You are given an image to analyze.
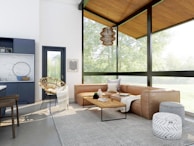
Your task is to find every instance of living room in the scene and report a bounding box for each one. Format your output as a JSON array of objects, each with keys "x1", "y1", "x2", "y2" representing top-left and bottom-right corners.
[{"x1": 0, "y1": 0, "x2": 194, "y2": 145}]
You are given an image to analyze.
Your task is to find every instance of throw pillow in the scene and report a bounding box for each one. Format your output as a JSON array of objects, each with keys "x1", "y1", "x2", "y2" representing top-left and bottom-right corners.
[
  {"x1": 107, "y1": 78, "x2": 121, "y2": 91},
  {"x1": 107, "y1": 82, "x2": 118, "y2": 93}
]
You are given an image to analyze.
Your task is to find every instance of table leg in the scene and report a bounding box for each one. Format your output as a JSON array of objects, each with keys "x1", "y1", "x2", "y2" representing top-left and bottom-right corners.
[
  {"x1": 101, "y1": 106, "x2": 127, "y2": 122},
  {"x1": 16, "y1": 100, "x2": 19, "y2": 126},
  {"x1": 11, "y1": 106, "x2": 15, "y2": 138},
  {"x1": 101, "y1": 108, "x2": 103, "y2": 121}
]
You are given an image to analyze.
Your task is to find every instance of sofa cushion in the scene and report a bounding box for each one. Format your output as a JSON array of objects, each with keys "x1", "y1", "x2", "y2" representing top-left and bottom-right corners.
[
  {"x1": 77, "y1": 92, "x2": 95, "y2": 98},
  {"x1": 120, "y1": 85, "x2": 128, "y2": 93},
  {"x1": 130, "y1": 99, "x2": 142, "y2": 116},
  {"x1": 127, "y1": 85, "x2": 151, "y2": 95},
  {"x1": 107, "y1": 79, "x2": 120, "y2": 91},
  {"x1": 76, "y1": 92, "x2": 95, "y2": 105}
]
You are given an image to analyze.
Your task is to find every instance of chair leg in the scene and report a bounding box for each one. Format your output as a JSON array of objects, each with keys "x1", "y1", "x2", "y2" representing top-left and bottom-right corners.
[
  {"x1": 16, "y1": 100, "x2": 19, "y2": 126},
  {"x1": 11, "y1": 106, "x2": 15, "y2": 138}
]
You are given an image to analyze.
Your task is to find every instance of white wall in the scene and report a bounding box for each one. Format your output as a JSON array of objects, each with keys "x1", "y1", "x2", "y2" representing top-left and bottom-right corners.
[
  {"x1": 0, "y1": 0, "x2": 82, "y2": 102},
  {"x1": 0, "y1": 0, "x2": 39, "y2": 39},
  {"x1": 39, "y1": 0, "x2": 82, "y2": 101}
]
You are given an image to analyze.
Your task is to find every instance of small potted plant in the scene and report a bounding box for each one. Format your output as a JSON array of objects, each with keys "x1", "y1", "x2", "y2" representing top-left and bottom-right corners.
[{"x1": 93, "y1": 92, "x2": 99, "y2": 99}]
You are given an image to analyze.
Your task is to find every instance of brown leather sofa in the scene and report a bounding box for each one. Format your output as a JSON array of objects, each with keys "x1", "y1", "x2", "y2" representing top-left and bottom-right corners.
[{"x1": 74, "y1": 84, "x2": 180, "y2": 119}]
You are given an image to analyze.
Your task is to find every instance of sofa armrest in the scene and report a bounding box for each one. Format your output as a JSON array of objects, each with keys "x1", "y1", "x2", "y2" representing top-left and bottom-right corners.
[
  {"x1": 141, "y1": 89, "x2": 180, "y2": 119},
  {"x1": 74, "y1": 84, "x2": 107, "y2": 103}
]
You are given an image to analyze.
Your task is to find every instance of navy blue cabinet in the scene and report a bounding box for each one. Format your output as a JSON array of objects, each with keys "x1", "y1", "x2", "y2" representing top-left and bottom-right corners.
[
  {"x1": 0, "y1": 82, "x2": 34, "y2": 104},
  {"x1": 18, "y1": 83, "x2": 35, "y2": 103},
  {"x1": 0, "y1": 37, "x2": 35, "y2": 104},
  {"x1": 4, "y1": 83, "x2": 18, "y2": 95},
  {"x1": 0, "y1": 37, "x2": 35, "y2": 54},
  {"x1": 13, "y1": 39, "x2": 35, "y2": 54}
]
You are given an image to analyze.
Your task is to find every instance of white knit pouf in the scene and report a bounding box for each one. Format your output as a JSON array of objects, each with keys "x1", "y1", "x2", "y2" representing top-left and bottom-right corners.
[{"x1": 152, "y1": 112, "x2": 182, "y2": 140}]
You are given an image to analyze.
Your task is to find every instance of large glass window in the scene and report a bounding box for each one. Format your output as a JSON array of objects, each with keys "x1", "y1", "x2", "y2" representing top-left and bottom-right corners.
[
  {"x1": 153, "y1": 77, "x2": 194, "y2": 113},
  {"x1": 84, "y1": 76, "x2": 117, "y2": 84},
  {"x1": 83, "y1": 15, "x2": 194, "y2": 114},
  {"x1": 84, "y1": 18, "x2": 116, "y2": 73},
  {"x1": 83, "y1": 15, "x2": 147, "y2": 83},
  {"x1": 152, "y1": 20, "x2": 194, "y2": 114},
  {"x1": 152, "y1": 20, "x2": 194, "y2": 71},
  {"x1": 118, "y1": 33, "x2": 147, "y2": 72},
  {"x1": 119, "y1": 76, "x2": 147, "y2": 85}
]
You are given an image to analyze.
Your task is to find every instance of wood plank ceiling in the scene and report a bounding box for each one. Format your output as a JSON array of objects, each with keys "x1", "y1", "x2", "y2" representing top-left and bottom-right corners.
[{"x1": 83, "y1": 0, "x2": 194, "y2": 39}]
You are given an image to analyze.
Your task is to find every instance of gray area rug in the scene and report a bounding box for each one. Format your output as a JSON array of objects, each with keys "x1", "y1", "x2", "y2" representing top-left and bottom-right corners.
[{"x1": 52, "y1": 104, "x2": 194, "y2": 146}]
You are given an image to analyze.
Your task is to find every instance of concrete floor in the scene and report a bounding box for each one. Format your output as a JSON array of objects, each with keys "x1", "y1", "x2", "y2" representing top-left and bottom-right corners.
[
  {"x1": 0, "y1": 101, "x2": 63, "y2": 146},
  {"x1": 0, "y1": 101, "x2": 194, "y2": 146}
]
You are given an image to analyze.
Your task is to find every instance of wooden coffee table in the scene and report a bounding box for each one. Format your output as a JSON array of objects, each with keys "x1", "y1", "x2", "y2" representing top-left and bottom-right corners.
[{"x1": 83, "y1": 97, "x2": 126, "y2": 121}]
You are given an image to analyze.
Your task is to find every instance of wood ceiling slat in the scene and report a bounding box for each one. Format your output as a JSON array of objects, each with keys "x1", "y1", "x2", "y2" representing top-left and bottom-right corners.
[
  {"x1": 119, "y1": 12, "x2": 147, "y2": 38},
  {"x1": 152, "y1": 0, "x2": 194, "y2": 33},
  {"x1": 84, "y1": 11, "x2": 115, "y2": 27},
  {"x1": 84, "y1": 0, "x2": 194, "y2": 38},
  {"x1": 85, "y1": 0, "x2": 152, "y2": 22}
]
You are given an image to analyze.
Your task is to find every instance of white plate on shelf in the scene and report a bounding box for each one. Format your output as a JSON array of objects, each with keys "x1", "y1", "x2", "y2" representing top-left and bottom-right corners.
[
  {"x1": 12, "y1": 62, "x2": 31, "y2": 76},
  {"x1": 119, "y1": 93, "x2": 129, "y2": 96}
]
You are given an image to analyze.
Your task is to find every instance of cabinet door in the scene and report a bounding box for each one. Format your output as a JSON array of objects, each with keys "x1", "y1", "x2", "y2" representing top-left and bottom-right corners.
[
  {"x1": 0, "y1": 88, "x2": 6, "y2": 96},
  {"x1": 0, "y1": 88, "x2": 7, "y2": 116},
  {"x1": 5, "y1": 83, "x2": 18, "y2": 95},
  {"x1": 2, "y1": 82, "x2": 35, "y2": 104},
  {"x1": 13, "y1": 39, "x2": 35, "y2": 54},
  {"x1": 18, "y1": 83, "x2": 35, "y2": 103}
]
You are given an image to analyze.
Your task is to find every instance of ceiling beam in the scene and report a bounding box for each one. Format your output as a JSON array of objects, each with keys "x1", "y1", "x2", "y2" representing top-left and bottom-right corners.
[
  {"x1": 116, "y1": 0, "x2": 163, "y2": 26},
  {"x1": 78, "y1": 0, "x2": 90, "y2": 10},
  {"x1": 84, "y1": 0, "x2": 90, "y2": 7}
]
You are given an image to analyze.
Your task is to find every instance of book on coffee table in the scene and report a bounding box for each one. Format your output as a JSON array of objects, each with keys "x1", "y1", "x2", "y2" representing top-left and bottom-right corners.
[
  {"x1": 98, "y1": 97, "x2": 108, "y2": 102},
  {"x1": 119, "y1": 93, "x2": 129, "y2": 96}
]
